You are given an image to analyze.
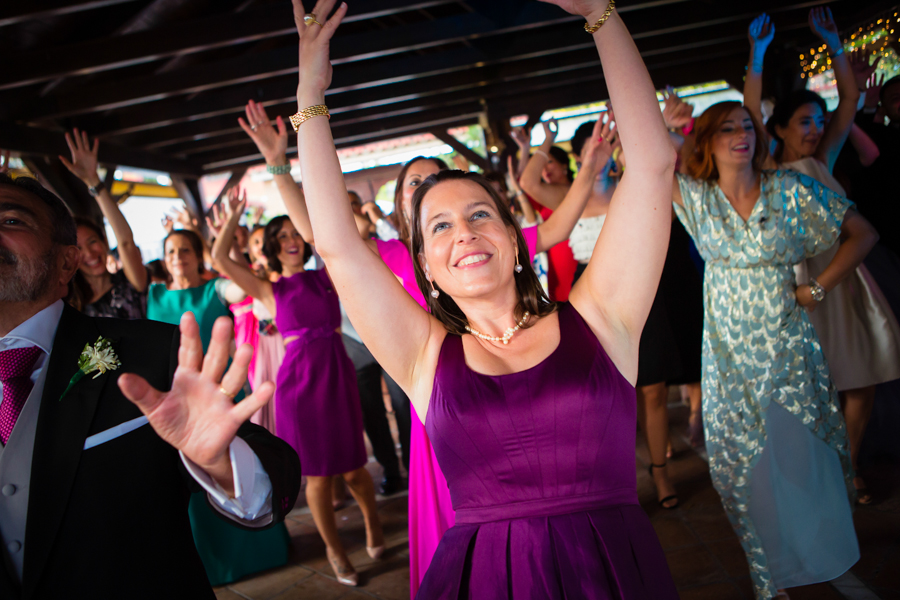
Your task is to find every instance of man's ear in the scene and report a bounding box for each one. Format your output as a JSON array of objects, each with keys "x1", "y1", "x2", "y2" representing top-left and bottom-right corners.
[{"x1": 59, "y1": 245, "x2": 81, "y2": 285}]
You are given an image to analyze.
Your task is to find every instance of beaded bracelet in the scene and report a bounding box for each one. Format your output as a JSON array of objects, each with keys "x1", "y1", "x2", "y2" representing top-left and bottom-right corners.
[
  {"x1": 266, "y1": 163, "x2": 292, "y2": 175},
  {"x1": 289, "y1": 104, "x2": 330, "y2": 131}
]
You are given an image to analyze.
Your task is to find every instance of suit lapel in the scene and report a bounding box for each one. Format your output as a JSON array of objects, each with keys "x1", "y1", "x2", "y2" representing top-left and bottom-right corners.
[{"x1": 22, "y1": 306, "x2": 111, "y2": 600}]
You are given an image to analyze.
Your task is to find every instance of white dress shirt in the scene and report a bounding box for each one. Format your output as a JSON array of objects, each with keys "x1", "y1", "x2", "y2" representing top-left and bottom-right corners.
[{"x1": 0, "y1": 300, "x2": 274, "y2": 523}]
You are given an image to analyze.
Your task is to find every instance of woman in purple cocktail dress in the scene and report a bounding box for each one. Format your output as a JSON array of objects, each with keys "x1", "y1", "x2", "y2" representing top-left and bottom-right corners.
[
  {"x1": 212, "y1": 194, "x2": 383, "y2": 587},
  {"x1": 290, "y1": 0, "x2": 678, "y2": 596}
]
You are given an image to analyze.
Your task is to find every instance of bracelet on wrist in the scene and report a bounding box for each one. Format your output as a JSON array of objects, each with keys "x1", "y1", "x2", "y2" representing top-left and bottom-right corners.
[
  {"x1": 87, "y1": 180, "x2": 106, "y2": 198},
  {"x1": 266, "y1": 163, "x2": 292, "y2": 175},
  {"x1": 808, "y1": 278, "x2": 826, "y2": 302},
  {"x1": 584, "y1": 0, "x2": 616, "y2": 34},
  {"x1": 534, "y1": 149, "x2": 550, "y2": 161},
  {"x1": 289, "y1": 104, "x2": 330, "y2": 131},
  {"x1": 830, "y1": 46, "x2": 844, "y2": 57}
]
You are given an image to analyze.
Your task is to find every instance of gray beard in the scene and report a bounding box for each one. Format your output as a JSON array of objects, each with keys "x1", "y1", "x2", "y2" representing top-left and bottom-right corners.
[{"x1": 0, "y1": 247, "x2": 55, "y2": 303}]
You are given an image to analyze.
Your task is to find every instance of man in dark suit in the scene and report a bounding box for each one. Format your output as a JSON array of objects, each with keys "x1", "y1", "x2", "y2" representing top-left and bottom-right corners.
[{"x1": 0, "y1": 174, "x2": 302, "y2": 599}]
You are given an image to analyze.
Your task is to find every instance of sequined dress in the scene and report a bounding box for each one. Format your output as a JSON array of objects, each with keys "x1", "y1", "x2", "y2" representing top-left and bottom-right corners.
[{"x1": 674, "y1": 170, "x2": 859, "y2": 599}]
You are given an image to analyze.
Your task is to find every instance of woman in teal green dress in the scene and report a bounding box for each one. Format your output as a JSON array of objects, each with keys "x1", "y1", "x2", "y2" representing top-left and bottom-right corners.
[
  {"x1": 148, "y1": 228, "x2": 290, "y2": 586},
  {"x1": 672, "y1": 102, "x2": 879, "y2": 600}
]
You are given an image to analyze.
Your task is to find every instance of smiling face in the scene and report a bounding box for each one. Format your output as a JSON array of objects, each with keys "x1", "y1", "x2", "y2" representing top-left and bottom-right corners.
[
  {"x1": 164, "y1": 233, "x2": 201, "y2": 280},
  {"x1": 417, "y1": 179, "x2": 518, "y2": 301},
  {"x1": 76, "y1": 224, "x2": 109, "y2": 278},
  {"x1": 775, "y1": 102, "x2": 824, "y2": 160},
  {"x1": 275, "y1": 219, "x2": 306, "y2": 270},
  {"x1": 710, "y1": 106, "x2": 758, "y2": 172}
]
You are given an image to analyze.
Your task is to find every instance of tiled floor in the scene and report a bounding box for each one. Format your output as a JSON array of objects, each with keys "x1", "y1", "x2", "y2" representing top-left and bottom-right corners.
[{"x1": 215, "y1": 401, "x2": 900, "y2": 600}]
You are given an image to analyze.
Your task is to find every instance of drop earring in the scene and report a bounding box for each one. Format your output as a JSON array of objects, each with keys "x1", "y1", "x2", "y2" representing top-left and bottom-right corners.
[
  {"x1": 430, "y1": 280, "x2": 440, "y2": 298},
  {"x1": 515, "y1": 251, "x2": 523, "y2": 274}
]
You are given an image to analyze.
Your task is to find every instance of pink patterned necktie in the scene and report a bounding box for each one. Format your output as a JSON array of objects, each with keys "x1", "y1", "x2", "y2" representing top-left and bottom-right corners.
[{"x1": 0, "y1": 346, "x2": 43, "y2": 445}]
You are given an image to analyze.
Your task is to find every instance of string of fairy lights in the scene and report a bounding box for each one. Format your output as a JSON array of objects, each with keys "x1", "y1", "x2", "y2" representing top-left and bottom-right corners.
[{"x1": 800, "y1": 8, "x2": 899, "y2": 79}]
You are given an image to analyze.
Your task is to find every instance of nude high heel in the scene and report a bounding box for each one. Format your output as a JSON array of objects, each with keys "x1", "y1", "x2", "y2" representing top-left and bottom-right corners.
[
  {"x1": 326, "y1": 549, "x2": 358, "y2": 587},
  {"x1": 367, "y1": 545, "x2": 386, "y2": 560}
]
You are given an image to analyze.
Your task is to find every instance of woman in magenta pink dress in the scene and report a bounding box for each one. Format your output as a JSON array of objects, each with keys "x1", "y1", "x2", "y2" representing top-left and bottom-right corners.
[
  {"x1": 212, "y1": 193, "x2": 384, "y2": 587},
  {"x1": 291, "y1": 0, "x2": 678, "y2": 595},
  {"x1": 238, "y1": 89, "x2": 609, "y2": 595},
  {"x1": 380, "y1": 149, "x2": 610, "y2": 594}
]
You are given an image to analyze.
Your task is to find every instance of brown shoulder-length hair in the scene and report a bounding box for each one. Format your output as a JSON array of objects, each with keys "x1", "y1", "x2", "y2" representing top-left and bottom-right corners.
[
  {"x1": 684, "y1": 101, "x2": 768, "y2": 181},
  {"x1": 262, "y1": 215, "x2": 312, "y2": 274},
  {"x1": 393, "y1": 156, "x2": 448, "y2": 244},
  {"x1": 163, "y1": 229, "x2": 205, "y2": 274},
  {"x1": 409, "y1": 170, "x2": 556, "y2": 335}
]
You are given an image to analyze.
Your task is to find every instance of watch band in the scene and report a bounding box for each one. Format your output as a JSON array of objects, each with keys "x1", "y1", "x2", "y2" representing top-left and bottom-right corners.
[
  {"x1": 87, "y1": 180, "x2": 106, "y2": 197},
  {"x1": 809, "y1": 278, "x2": 826, "y2": 303}
]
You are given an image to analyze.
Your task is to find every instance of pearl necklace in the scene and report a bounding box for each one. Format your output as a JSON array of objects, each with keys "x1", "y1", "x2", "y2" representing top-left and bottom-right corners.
[{"x1": 465, "y1": 312, "x2": 530, "y2": 346}]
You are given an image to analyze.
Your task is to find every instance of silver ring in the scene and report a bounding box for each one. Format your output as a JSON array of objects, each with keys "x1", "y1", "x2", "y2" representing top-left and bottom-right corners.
[{"x1": 250, "y1": 124, "x2": 258, "y2": 131}]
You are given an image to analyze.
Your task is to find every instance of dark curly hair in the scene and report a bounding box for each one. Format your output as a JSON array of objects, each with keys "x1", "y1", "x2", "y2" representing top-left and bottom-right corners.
[
  {"x1": 262, "y1": 216, "x2": 312, "y2": 274},
  {"x1": 409, "y1": 170, "x2": 555, "y2": 335}
]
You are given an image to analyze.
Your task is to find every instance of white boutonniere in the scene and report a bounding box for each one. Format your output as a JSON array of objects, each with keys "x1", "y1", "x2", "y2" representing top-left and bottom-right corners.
[{"x1": 60, "y1": 337, "x2": 120, "y2": 401}]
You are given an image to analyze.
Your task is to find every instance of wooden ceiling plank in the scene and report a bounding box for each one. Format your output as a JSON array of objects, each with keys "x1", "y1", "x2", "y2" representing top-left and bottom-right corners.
[
  {"x1": 0, "y1": 0, "x2": 142, "y2": 28},
  {"x1": 0, "y1": 0, "x2": 461, "y2": 90},
  {"x1": 0, "y1": 121, "x2": 201, "y2": 176}
]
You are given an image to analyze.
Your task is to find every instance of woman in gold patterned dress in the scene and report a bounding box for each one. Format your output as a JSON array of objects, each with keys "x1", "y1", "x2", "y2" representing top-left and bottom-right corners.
[{"x1": 672, "y1": 101, "x2": 879, "y2": 600}]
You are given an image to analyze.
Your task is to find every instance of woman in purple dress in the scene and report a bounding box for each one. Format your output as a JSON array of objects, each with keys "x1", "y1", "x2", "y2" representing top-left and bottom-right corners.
[
  {"x1": 290, "y1": 0, "x2": 678, "y2": 596},
  {"x1": 211, "y1": 195, "x2": 383, "y2": 587}
]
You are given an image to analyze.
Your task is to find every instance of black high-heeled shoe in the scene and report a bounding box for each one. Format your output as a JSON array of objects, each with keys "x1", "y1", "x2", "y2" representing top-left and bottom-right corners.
[{"x1": 649, "y1": 462, "x2": 679, "y2": 509}]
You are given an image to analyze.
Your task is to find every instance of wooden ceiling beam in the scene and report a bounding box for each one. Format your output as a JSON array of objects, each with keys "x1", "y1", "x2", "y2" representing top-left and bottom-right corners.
[
  {"x1": 0, "y1": 0, "x2": 141, "y2": 28},
  {"x1": 118, "y1": 23, "x2": 767, "y2": 151},
  {"x1": 0, "y1": 121, "x2": 202, "y2": 176},
  {"x1": 0, "y1": 0, "x2": 462, "y2": 91}
]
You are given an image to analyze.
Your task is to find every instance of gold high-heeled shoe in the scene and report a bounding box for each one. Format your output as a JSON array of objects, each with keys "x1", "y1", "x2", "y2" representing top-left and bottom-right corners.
[{"x1": 326, "y1": 549, "x2": 358, "y2": 587}]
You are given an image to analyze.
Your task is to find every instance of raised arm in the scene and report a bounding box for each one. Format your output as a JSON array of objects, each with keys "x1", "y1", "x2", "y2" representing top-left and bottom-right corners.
[
  {"x1": 743, "y1": 13, "x2": 774, "y2": 126},
  {"x1": 238, "y1": 100, "x2": 318, "y2": 246},
  {"x1": 60, "y1": 129, "x2": 148, "y2": 292},
  {"x1": 506, "y1": 155, "x2": 538, "y2": 226},
  {"x1": 510, "y1": 127, "x2": 532, "y2": 180},
  {"x1": 535, "y1": 116, "x2": 615, "y2": 252},
  {"x1": 210, "y1": 189, "x2": 276, "y2": 315},
  {"x1": 291, "y1": 0, "x2": 442, "y2": 412},
  {"x1": 518, "y1": 119, "x2": 570, "y2": 210},
  {"x1": 555, "y1": 0, "x2": 677, "y2": 382},
  {"x1": 810, "y1": 7, "x2": 860, "y2": 171}
]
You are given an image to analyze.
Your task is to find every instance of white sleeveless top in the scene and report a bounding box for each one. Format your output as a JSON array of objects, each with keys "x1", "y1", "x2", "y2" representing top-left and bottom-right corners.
[{"x1": 568, "y1": 214, "x2": 606, "y2": 263}]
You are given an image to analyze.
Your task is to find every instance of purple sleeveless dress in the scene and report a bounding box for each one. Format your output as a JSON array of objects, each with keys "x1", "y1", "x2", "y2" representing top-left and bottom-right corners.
[
  {"x1": 418, "y1": 303, "x2": 678, "y2": 599},
  {"x1": 273, "y1": 269, "x2": 367, "y2": 476}
]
